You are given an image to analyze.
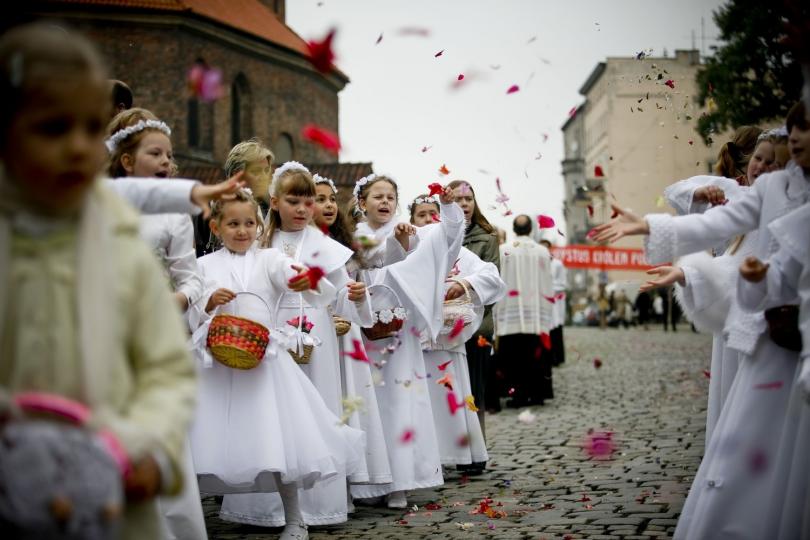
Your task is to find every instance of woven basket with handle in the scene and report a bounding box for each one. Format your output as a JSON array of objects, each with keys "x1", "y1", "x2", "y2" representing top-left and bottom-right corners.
[
  {"x1": 275, "y1": 293, "x2": 316, "y2": 364},
  {"x1": 207, "y1": 292, "x2": 272, "y2": 370},
  {"x1": 440, "y1": 278, "x2": 477, "y2": 335},
  {"x1": 362, "y1": 283, "x2": 407, "y2": 341}
]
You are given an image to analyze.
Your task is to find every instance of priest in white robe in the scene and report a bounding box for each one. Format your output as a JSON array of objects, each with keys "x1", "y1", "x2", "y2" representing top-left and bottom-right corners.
[{"x1": 493, "y1": 215, "x2": 554, "y2": 407}]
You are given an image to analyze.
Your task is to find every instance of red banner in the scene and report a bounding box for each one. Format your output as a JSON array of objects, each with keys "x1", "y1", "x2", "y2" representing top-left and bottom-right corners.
[{"x1": 550, "y1": 245, "x2": 655, "y2": 271}]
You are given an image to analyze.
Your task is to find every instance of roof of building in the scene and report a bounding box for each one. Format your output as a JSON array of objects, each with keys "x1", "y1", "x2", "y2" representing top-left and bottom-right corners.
[
  {"x1": 40, "y1": 0, "x2": 306, "y2": 57},
  {"x1": 578, "y1": 62, "x2": 606, "y2": 96},
  {"x1": 304, "y1": 162, "x2": 373, "y2": 188},
  {"x1": 178, "y1": 161, "x2": 374, "y2": 187}
]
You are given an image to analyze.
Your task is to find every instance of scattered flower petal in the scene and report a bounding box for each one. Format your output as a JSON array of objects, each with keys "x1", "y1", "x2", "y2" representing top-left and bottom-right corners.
[
  {"x1": 540, "y1": 332, "x2": 551, "y2": 350},
  {"x1": 583, "y1": 430, "x2": 615, "y2": 459},
  {"x1": 434, "y1": 49, "x2": 444, "y2": 57},
  {"x1": 537, "y1": 215, "x2": 555, "y2": 228},
  {"x1": 477, "y1": 335, "x2": 492, "y2": 347},
  {"x1": 439, "y1": 164, "x2": 451, "y2": 175},
  {"x1": 343, "y1": 339, "x2": 369, "y2": 363},
  {"x1": 375, "y1": 33, "x2": 383, "y2": 44},
  {"x1": 448, "y1": 318, "x2": 465, "y2": 339},
  {"x1": 301, "y1": 124, "x2": 341, "y2": 154},
  {"x1": 593, "y1": 358, "x2": 603, "y2": 369},
  {"x1": 437, "y1": 359, "x2": 453, "y2": 371},
  {"x1": 508, "y1": 290, "x2": 520, "y2": 297},
  {"x1": 399, "y1": 428, "x2": 415, "y2": 444},
  {"x1": 506, "y1": 84, "x2": 520, "y2": 94},
  {"x1": 664, "y1": 79, "x2": 675, "y2": 89},
  {"x1": 427, "y1": 182, "x2": 444, "y2": 196},
  {"x1": 306, "y1": 28, "x2": 337, "y2": 74},
  {"x1": 594, "y1": 165, "x2": 605, "y2": 177},
  {"x1": 465, "y1": 395, "x2": 479, "y2": 412}
]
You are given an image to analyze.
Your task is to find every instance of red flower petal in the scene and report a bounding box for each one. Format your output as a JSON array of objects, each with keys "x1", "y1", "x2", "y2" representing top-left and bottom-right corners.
[
  {"x1": 506, "y1": 84, "x2": 520, "y2": 94},
  {"x1": 437, "y1": 359, "x2": 453, "y2": 371},
  {"x1": 306, "y1": 28, "x2": 337, "y2": 74},
  {"x1": 448, "y1": 318, "x2": 465, "y2": 339},
  {"x1": 304, "y1": 266, "x2": 325, "y2": 289},
  {"x1": 593, "y1": 358, "x2": 603, "y2": 369},
  {"x1": 508, "y1": 290, "x2": 519, "y2": 297},
  {"x1": 343, "y1": 339, "x2": 369, "y2": 363},
  {"x1": 540, "y1": 332, "x2": 551, "y2": 350},
  {"x1": 664, "y1": 79, "x2": 675, "y2": 89},
  {"x1": 457, "y1": 73, "x2": 465, "y2": 81},
  {"x1": 427, "y1": 182, "x2": 444, "y2": 196},
  {"x1": 543, "y1": 295, "x2": 557, "y2": 304},
  {"x1": 587, "y1": 205, "x2": 594, "y2": 217},
  {"x1": 399, "y1": 428, "x2": 415, "y2": 444},
  {"x1": 447, "y1": 392, "x2": 464, "y2": 415},
  {"x1": 301, "y1": 124, "x2": 341, "y2": 154},
  {"x1": 594, "y1": 165, "x2": 604, "y2": 178},
  {"x1": 439, "y1": 164, "x2": 450, "y2": 175},
  {"x1": 537, "y1": 215, "x2": 555, "y2": 229}
]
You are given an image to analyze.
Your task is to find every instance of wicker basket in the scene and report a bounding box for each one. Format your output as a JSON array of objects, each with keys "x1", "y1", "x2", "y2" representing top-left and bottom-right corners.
[
  {"x1": 207, "y1": 292, "x2": 271, "y2": 370},
  {"x1": 275, "y1": 293, "x2": 318, "y2": 364},
  {"x1": 333, "y1": 315, "x2": 352, "y2": 337},
  {"x1": 362, "y1": 283, "x2": 407, "y2": 341},
  {"x1": 440, "y1": 278, "x2": 477, "y2": 335},
  {"x1": 288, "y1": 343, "x2": 315, "y2": 364}
]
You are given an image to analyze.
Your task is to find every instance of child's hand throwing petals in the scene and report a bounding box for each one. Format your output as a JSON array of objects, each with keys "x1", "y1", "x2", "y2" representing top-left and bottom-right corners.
[
  {"x1": 288, "y1": 264, "x2": 314, "y2": 292},
  {"x1": 439, "y1": 186, "x2": 456, "y2": 205},
  {"x1": 693, "y1": 185, "x2": 727, "y2": 206},
  {"x1": 205, "y1": 288, "x2": 236, "y2": 313},
  {"x1": 347, "y1": 281, "x2": 366, "y2": 303},
  {"x1": 590, "y1": 204, "x2": 649, "y2": 243},
  {"x1": 394, "y1": 223, "x2": 417, "y2": 251},
  {"x1": 191, "y1": 171, "x2": 246, "y2": 219},
  {"x1": 739, "y1": 256, "x2": 769, "y2": 283},
  {"x1": 639, "y1": 265, "x2": 685, "y2": 292}
]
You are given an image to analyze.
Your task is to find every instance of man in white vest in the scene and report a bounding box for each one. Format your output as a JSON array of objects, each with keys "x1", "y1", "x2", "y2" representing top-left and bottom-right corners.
[{"x1": 493, "y1": 215, "x2": 554, "y2": 407}]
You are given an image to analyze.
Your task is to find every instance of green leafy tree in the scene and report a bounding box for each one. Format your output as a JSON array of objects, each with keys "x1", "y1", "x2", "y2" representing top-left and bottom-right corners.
[{"x1": 696, "y1": 0, "x2": 804, "y2": 143}]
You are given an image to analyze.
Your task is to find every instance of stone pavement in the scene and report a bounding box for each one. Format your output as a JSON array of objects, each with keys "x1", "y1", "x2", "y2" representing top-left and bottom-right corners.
[{"x1": 204, "y1": 326, "x2": 712, "y2": 539}]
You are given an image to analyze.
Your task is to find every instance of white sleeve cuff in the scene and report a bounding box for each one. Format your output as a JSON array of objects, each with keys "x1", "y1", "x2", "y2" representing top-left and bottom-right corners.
[{"x1": 644, "y1": 214, "x2": 677, "y2": 265}]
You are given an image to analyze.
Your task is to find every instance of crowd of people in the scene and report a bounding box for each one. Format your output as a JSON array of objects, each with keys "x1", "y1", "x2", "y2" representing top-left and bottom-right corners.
[
  {"x1": 0, "y1": 24, "x2": 567, "y2": 540},
  {"x1": 594, "y1": 98, "x2": 810, "y2": 539}
]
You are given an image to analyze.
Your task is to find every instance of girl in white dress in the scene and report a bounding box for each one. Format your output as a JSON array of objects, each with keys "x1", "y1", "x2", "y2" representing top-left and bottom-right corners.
[
  {"x1": 105, "y1": 108, "x2": 207, "y2": 539},
  {"x1": 189, "y1": 188, "x2": 364, "y2": 540},
  {"x1": 591, "y1": 102, "x2": 809, "y2": 540},
  {"x1": 311, "y1": 174, "x2": 392, "y2": 487},
  {"x1": 350, "y1": 175, "x2": 464, "y2": 508},
  {"x1": 220, "y1": 163, "x2": 370, "y2": 527},
  {"x1": 648, "y1": 131, "x2": 787, "y2": 449},
  {"x1": 409, "y1": 194, "x2": 506, "y2": 467}
]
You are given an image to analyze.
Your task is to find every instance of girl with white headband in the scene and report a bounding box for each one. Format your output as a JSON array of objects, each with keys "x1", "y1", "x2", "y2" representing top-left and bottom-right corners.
[
  {"x1": 219, "y1": 163, "x2": 371, "y2": 531},
  {"x1": 105, "y1": 107, "x2": 208, "y2": 539},
  {"x1": 350, "y1": 175, "x2": 465, "y2": 510}
]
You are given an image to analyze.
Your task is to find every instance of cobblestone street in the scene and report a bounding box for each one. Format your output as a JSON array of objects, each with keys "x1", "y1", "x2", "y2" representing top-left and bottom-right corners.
[{"x1": 205, "y1": 326, "x2": 713, "y2": 539}]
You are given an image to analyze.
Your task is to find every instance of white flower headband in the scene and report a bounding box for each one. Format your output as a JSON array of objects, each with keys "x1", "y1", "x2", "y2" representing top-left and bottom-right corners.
[
  {"x1": 352, "y1": 173, "x2": 377, "y2": 199},
  {"x1": 105, "y1": 120, "x2": 171, "y2": 153},
  {"x1": 313, "y1": 174, "x2": 338, "y2": 194},
  {"x1": 272, "y1": 161, "x2": 309, "y2": 184},
  {"x1": 408, "y1": 195, "x2": 439, "y2": 212},
  {"x1": 758, "y1": 125, "x2": 789, "y2": 141}
]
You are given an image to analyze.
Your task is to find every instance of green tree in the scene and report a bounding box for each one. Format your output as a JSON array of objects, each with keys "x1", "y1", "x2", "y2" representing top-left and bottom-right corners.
[{"x1": 696, "y1": 0, "x2": 804, "y2": 143}]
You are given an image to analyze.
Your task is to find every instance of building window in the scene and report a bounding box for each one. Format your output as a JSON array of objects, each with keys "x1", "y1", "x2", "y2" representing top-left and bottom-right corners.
[
  {"x1": 231, "y1": 74, "x2": 252, "y2": 146},
  {"x1": 187, "y1": 98, "x2": 199, "y2": 148},
  {"x1": 275, "y1": 132, "x2": 294, "y2": 163}
]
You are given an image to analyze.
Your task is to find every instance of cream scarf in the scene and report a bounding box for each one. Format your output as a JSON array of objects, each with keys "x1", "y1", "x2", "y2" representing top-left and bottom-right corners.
[{"x1": 0, "y1": 170, "x2": 115, "y2": 408}]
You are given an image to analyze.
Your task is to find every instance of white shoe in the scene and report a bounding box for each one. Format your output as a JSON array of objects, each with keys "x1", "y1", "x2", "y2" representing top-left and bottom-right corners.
[
  {"x1": 279, "y1": 521, "x2": 308, "y2": 540},
  {"x1": 386, "y1": 491, "x2": 407, "y2": 509}
]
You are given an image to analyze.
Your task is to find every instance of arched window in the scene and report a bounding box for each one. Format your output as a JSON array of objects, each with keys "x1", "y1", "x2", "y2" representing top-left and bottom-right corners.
[
  {"x1": 231, "y1": 73, "x2": 252, "y2": 146},
  {"x1": 274, "y1": 132, "x2": 294, "y2": 163}
]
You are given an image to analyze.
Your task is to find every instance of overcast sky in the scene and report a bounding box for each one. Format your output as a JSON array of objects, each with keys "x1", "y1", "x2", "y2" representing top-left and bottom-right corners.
[{"x1": 287, "y1": 0, "x2": 726, "y2": 240}]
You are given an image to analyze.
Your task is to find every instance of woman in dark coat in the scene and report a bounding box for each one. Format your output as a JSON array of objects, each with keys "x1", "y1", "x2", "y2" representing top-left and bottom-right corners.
[{"x1": 448, "y1": 180, "x2": 500, "y2": 474}]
